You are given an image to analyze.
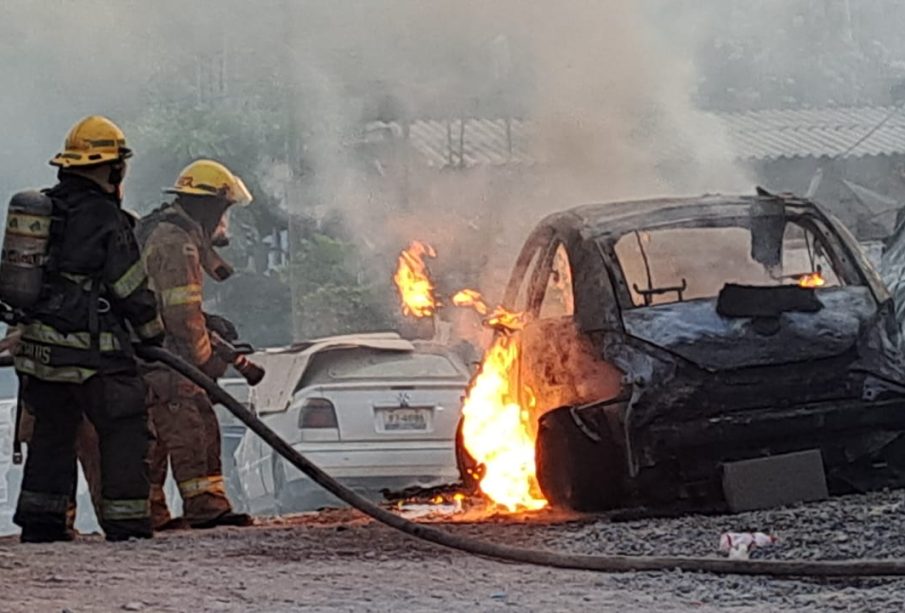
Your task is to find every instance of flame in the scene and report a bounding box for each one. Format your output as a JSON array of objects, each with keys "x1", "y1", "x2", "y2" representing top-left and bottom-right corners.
[
  {"x1": 798, "y1": 272, "x2": 825, "y2": 288},
  {"x1": 460, "y1": 309, "x2": 547, "y2": 512},
  {"x1": 452, "y1": 289, "x2": 489, "y2": 315},
  {"x1": 391, "y1": 241, "x2": 546, "y2": 512},
  {"x1": 393, "y1": 241, "x2": 438, "y2": 317},
  {"x1": 485, "y1": 306, "x2": 529, "y2": 332}
]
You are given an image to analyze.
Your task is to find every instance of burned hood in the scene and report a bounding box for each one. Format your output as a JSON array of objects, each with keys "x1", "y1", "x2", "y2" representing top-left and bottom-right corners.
[{"x1": 621, "y1": 286, "x2": 877, "y2": 371}]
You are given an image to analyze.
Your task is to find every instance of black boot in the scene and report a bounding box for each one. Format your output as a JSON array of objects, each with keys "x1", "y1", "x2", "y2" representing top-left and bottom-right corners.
[
  {"x1": 104, "y1": 519, "x2": 153, "y2": 542},
  {"x1": 20, "y1": 525, "x2": 75, "y2": 543},
  {"x1": 190, "y1": 511, "x2": 254, "y2": 529},
  {"x1": 155, "y1": 517, "x2": 192, "y2": 532}
]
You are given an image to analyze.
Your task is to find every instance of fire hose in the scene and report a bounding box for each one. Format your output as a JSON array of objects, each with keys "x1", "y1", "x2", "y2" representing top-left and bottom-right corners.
[{"x1": 134, "y1": 345, "x2": 905, "y2": 578}]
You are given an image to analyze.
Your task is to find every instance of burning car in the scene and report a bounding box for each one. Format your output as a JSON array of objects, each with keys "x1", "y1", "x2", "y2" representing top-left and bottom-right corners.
[{"x1": 457, "y1": 190, "x2": 905, "y2": 512}]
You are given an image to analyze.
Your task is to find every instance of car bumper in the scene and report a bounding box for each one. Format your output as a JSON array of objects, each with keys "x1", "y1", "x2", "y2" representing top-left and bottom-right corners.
[
  {"x1": 282, "y1": 440, "x2": 458, "y2": 479},
  {"x1": 277, "y1": 441, "x2": 459, "y2": 508},
  {"x1": 634, "y1": 397, "x2": 905, "y2": 506}
]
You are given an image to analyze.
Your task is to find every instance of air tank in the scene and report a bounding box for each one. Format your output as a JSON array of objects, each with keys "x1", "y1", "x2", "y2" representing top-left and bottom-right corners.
[{"x1": 0, "y1": 190, "x2": 53, "y2": 309}]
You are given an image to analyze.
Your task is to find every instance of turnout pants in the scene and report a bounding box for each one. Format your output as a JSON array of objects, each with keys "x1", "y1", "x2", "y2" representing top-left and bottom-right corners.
[
  {"x1": 18, "y1": 410, "x2": 104, "y2": 528},
  {"x1": 14, "y1": 374, "x2": 153, "y2": 541},
  {"x1": 146, "y1": 370, "x2": 231, "y2": 528}
]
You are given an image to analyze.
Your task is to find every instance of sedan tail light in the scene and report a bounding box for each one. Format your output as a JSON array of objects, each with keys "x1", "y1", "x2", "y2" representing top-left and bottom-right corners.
[{"x1": 298, "y1": 398, "x2": 338, "y2": 429}]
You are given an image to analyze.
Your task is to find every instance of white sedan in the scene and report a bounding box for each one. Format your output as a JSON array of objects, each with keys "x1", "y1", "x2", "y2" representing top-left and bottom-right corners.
[{"x1": 233, "y1": 333, "x2": 469, "y2": 513}]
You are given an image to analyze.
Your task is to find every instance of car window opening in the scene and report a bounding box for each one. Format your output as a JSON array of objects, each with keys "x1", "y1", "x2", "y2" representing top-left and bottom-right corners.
[
  {"x1": 297, "y1": 348, "x2": 464, "y2": 390},
  {"x1": 538, "y1": 243, "x2": 575, "y2": 319},
  {"x1": 614, "y1": 220, "x2": 846, "y2": 308}
]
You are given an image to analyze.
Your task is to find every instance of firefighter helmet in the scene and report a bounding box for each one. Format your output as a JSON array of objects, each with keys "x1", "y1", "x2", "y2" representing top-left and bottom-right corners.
[
  {"x1": 164, "y1": 159, "x2": 252, "y2": 206},
  {"x1": 49, "y1": 115, "x2": 132, "y2": 168}
]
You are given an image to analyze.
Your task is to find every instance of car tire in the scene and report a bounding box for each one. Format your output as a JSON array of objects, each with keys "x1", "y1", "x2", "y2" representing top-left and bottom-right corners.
[
  {"x1": 535, "y1": 405, "x2": 623, "y2": 511},
  {"x1": 454, "y1": 416, "x2": 481, "y2": 492}
]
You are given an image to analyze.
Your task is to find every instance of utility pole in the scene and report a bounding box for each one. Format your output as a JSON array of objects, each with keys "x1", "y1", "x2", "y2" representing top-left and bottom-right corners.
[{"x1": 283, "y1": 0, "x2": 304, "y2": 340}]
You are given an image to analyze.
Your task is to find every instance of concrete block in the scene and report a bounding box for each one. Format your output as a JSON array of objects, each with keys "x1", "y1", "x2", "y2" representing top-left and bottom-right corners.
[{"x1": 722, "y1": 449, "x2": 828, "y2": 513}]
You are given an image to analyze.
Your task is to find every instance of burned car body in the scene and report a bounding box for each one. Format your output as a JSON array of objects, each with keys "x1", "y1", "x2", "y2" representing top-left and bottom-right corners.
[{"x1": 480, "y1": 192, "x2": 905, "y2": 511}]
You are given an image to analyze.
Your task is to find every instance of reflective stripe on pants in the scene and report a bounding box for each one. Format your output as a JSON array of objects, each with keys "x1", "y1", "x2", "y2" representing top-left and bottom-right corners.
[
  {"x1": 17, "y1": 489, "x2": 69, "y2": 514},
  {"x1": 178, "y1": 475, "x2": 226, "y2": 499},
  {"x1": 102, "y1": 498, "x2": 151, "y2": 521}
]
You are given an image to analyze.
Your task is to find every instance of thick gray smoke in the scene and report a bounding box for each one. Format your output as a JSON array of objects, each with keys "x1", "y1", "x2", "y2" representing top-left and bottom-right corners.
[
  {"x1": 6, "y1": 0, "x2": 899, "y2": 328},
  {"x1": 278, "y1": 1, "x2": 751, "y2": 301}
]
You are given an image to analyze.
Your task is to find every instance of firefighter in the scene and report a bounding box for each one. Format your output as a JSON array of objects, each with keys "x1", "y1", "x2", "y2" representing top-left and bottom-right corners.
[
  {"x1": 13, "y1": 115, "x2": 165, "y2": 543},
  {"x1": 137, "y1": 159, "x2": 253, "y2": 529}
]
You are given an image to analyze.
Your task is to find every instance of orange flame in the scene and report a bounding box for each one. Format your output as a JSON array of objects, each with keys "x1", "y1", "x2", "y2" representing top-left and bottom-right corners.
[
  {"x1": 393, "y1": 241, "x2": 438, "y2": 317},
  {"x1": 485, "y1": 306, "x2": 529, "y2": 332},
  {"x1": 460, "y1": 308, "x2": 547, "y2": 512},
  {"x1": 452, "y1": 289, "x2": 489, "y2": 315},
  {"x1": 391, "y1": 242, "x2": 546, "y2": 511},
  {"x1": 798, "y1": 272, "x2": 825, "y2": 288}
]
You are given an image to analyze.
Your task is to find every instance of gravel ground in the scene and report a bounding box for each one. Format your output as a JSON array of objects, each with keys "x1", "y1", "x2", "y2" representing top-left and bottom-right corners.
[{"x1": 0, "y1": 490, "x2": 904, "y2": 612}]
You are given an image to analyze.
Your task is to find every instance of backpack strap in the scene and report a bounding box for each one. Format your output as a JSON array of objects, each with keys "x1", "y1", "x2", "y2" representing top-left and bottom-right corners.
[{"x1": 40, "y1": 187, "x2": 67, "y2": 278}]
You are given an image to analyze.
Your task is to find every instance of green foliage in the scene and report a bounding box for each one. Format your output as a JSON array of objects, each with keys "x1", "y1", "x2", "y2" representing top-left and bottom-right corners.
[
  {"x1": 290, "y1": 228, "x2": 394, "y2": 339},
  {"x1": 126, "y1": 103, "x2": 285, "y2": 216}
]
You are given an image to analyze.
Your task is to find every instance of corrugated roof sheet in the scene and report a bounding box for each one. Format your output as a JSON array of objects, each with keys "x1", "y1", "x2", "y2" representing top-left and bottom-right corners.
[
  {"x1": 368, "y1": 119, "x2": 536, "y2": 168},
  {"x1": 372, "y1": 107, "x2": 905, "y2": 167},
  {"x1": 713, "y1": 106, "x2": 905, "y2": 160},
  {"x1": 408, "y1": 118, "x2": 536, "y2": 168}
]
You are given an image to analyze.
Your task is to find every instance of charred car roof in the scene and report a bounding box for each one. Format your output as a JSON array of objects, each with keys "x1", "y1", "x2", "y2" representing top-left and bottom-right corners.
[
  {"x1": 549, "y1": 193, "x2": 825, "y2": 239},
  {"x1": 525, "y1": 191, "x2": 889, "y2": 305}
]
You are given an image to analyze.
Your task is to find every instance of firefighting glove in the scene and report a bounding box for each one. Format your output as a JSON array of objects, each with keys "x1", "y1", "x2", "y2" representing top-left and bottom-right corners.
[
  {"x1": 200, "y1": 353, "x2": 229, "y2": 381},
  {"x1": 203, "y1": 312, "x2": 239, "y2": 342},
  {"x1": 140, "y1": 331, "x2": 166, "y2": 348}
]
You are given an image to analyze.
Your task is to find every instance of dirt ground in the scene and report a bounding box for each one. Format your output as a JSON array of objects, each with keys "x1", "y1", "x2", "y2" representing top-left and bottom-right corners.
[
  {"x1": 2, "y1": 492, "x2": 905, "y2": 613},
  {"x1": 0, "y1": 519, "x2": 660, "y2": 613}
]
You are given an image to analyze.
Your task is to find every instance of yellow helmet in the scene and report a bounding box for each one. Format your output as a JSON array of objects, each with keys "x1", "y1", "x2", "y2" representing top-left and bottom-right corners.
[
  {"x1": 164, "y1": 159, "x2": 252, "y2": 206},
  {"x1": 50, "y1": 115, "x2": 132, "y2": 168}
]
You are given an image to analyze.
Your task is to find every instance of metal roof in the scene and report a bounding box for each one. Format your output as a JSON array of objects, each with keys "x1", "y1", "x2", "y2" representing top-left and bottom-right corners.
[
  {"x1": 370, "y1": 106, "x2": 905, "y2": 168},
  {"x1": 408, "y1": 118, "x2": 535, "y2": 168},
  {"x1": 714, "y1": 106, "x2": 905, "y2": 161},
  {"x1": 366, "y1": 118, "x2": 535, "y2": 168}
]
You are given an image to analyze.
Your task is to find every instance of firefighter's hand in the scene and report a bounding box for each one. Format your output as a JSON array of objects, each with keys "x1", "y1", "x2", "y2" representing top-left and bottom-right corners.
[
  {"x1": 204, "y1": 312, "x2": 239, "y2": 343},
  {"x1": 140, "y1": 332, "x2": 166, "y2": 348},
  {"x1": 200, "y1": 354, "x2": 229, "y2": 380}
]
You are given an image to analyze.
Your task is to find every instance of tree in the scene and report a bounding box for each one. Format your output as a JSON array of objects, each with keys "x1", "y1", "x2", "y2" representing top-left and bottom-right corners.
[{"x1": 289, "y1": 220, "x2": 394, "y2": 339}]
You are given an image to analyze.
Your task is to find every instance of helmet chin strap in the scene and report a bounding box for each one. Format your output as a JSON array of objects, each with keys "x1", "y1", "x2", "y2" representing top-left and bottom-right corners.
[{"x1": 108, "y1": 161, "x2": 125, "y2": 187}]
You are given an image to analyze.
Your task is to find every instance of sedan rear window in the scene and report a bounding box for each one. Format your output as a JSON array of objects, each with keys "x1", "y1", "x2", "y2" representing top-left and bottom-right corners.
[
  {"x1": 613, "y1": 221, "x2": 844, "y2": 308},
  {"x1": 300, "y1": 349, "x2": 464, "y2": 387}
]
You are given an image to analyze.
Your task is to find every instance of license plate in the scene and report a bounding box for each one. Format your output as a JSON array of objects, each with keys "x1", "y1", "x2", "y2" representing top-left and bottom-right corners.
[{"x1": 379, "y1": 407, "x2": 430, "y2": 431}]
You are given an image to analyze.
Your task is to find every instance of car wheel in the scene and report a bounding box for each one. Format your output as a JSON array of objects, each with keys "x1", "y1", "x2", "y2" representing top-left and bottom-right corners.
[
  {"x1": 535, "y1": 405, "x2": 623, "y2": 511},
  {"x1": 455, "y1": 416, "x2": 481, "y2": 491}
]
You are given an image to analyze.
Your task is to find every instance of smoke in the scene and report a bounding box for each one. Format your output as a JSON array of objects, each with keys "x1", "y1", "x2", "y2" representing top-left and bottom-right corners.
[
  {"x1": 7, "y1": 0, "x2": 859, "y2": 340},
  {"x1": 279, "y1": 1, "x2": 751, "y2": 308}
]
